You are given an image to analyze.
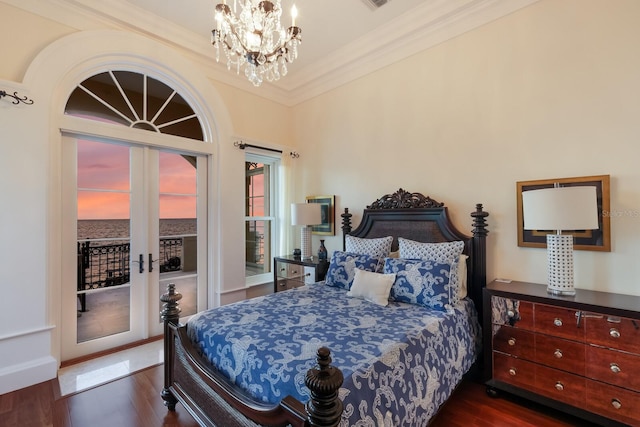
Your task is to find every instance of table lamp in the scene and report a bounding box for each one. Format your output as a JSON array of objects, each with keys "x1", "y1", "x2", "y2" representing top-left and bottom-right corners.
[
  {"x1": 522, "y1": 186, "x2": 598, "y2": 295},
  {"x1": 291, "y1": 203, "x2": 321, "y2": 259}
]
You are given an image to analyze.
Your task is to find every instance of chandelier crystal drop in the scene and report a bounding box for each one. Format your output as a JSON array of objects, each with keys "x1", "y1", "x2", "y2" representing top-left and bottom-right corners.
[{"x1": 211, "y1": 0, "x2": 302, "y2": 87}]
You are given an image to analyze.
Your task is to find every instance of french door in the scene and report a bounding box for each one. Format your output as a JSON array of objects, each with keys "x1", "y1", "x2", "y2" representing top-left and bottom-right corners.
[{"x1": 61, "y1": 134, "x2": 207, "y2": 361}]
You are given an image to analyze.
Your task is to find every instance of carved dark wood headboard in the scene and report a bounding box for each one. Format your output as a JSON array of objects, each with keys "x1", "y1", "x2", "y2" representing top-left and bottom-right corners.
[{"x1": 340, "y1": 188, "x2": 489, "y2": 319}]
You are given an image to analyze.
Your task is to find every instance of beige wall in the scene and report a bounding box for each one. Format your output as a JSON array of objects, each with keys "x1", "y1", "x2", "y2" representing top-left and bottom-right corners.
[
  {"x1": 0, "y1": 3, "x2": 76, "y2": 81},
  {"x1": 293, "y1": 0, "x2": 640, "y2": 297},
  {"x1": 212, "y1": 81, "x2": 293, "y2": 143}
]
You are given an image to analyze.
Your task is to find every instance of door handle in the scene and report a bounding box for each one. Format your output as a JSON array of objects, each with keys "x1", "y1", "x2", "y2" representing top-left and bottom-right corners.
[
  {"x1": 132, "y1": 254, "x2": 144, "y2": 273},
  {"x1": 149, "y1": 254, "x2": 159, "y2": 272}
]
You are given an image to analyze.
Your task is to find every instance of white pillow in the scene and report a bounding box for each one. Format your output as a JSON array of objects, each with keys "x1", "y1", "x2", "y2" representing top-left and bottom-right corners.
[
  {"x1": 345, "y1": 235, "x2": 393, "y2": 259},
  {"x1": 458, "y1": 254, "x2": 468, "y2": 299},
  {"x1": 346, "y1": 268, "x2": 396, "y2": 306}
]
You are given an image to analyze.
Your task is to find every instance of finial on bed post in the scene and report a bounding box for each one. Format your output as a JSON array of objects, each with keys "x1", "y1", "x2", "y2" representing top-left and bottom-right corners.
[
  {"x1": 471, "y1": 204, "x2": 489, "y2": 238},
  {"x1": 160, "y1": 283, "x2": 182, "y2": 411},
  {"x1": 341, "y1": 208, "x2": 352, "y2": 251},
  {"x1": 305, "y1": 347, "x2": 344, "y2": 427}
]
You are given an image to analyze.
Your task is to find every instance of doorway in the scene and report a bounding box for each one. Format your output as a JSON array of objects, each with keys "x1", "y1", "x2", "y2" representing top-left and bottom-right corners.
[
  {"x1": 57, "y1": 70, "x2": 212, "y2": 361},
  {"x1": 61, "y1": 136, "x2": 207, "y2": 360}
]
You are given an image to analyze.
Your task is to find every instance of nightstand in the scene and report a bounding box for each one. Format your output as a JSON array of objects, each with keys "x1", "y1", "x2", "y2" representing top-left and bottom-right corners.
[
  {"x1": 273, "y1": 255, "x2": 329, "y2": 293},
  {"x1": 483, "y1": 280, "x2": 640, "y2": 427}
]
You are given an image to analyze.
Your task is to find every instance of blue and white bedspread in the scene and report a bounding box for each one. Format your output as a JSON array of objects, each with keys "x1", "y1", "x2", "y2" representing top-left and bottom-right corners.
[{"x1": 187, "y1": 283, "x2": 481, "y2": 426}]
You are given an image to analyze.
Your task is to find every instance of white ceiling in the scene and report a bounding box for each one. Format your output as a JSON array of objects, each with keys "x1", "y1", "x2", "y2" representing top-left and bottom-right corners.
[
  {"x1": 124, "y1": 0, "x2": 427, "y2": 75},
  {"x1": 16, "y1": 0, "x2": 539, "y2": 105}
]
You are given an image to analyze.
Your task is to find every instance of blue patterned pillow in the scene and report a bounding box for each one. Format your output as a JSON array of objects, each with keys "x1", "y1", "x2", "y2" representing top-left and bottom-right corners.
[
  {"x1": 398, "y1": 238, "x2": 464, "y2": 306},
  {"x1": 383, "y1": 258, "x2": 453, "y2": 311},
  {"x1": 345, "y1": 235, "x2": 393, "y2": 259},
  {"x1": 325, "y1": 251, "x2": 380, "y2": 290}
]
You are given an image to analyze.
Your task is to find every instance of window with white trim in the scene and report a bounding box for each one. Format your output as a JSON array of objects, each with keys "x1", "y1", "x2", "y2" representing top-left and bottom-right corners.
[{"x1": 245, "y1": 153, "x2": 279, "y2": 285}]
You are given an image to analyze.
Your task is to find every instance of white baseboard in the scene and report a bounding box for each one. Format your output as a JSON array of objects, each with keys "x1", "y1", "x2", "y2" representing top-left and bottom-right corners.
[
  {"x1": 0, "y1": 355, "x2": 57, "y2": 394},
  {"x1": 0, "y1": 326, "x2": 58, "y2": 394}
]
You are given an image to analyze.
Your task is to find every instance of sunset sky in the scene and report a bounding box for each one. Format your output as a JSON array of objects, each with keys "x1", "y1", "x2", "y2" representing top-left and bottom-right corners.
[{"x1": 77, "y1": 139, "x2": 196, "y2": 220}]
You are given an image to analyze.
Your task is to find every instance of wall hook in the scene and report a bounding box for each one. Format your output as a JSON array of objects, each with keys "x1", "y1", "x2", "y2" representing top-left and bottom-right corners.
[{"x1": 1, "y1": 90, "x2": 34, "y2": 105}]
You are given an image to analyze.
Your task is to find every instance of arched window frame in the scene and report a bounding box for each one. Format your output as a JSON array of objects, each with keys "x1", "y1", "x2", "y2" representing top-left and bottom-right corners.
[{"x1": 65, "y1": 70, "x2": 205, "y2": 141}]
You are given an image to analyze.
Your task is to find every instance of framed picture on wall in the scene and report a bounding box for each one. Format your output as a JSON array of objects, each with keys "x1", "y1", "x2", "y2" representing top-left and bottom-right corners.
[
  {"x1": 306, "y1": 195, "x2": 335, "y2": 235},
  {"x1": 516, "y1": 175, "x2": 611, "y2": 251}
]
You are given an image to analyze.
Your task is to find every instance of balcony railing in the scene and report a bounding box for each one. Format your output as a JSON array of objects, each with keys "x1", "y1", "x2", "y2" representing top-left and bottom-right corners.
[{"x1": 77, "y1": 237, "x2": 191, "y2": 311}]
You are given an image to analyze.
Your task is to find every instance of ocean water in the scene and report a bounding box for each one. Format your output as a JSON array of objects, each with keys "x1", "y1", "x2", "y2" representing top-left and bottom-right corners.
[{"x1": 78, "y1": 218, "x2": 197, "y2": 240}]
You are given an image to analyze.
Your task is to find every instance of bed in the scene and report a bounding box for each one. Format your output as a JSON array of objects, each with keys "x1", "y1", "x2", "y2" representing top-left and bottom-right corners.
[{"x1": 160, "y1": 188, "x2": 489, "y2": 427}]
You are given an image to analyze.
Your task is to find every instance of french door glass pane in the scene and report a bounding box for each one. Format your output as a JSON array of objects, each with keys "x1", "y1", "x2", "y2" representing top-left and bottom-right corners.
[
  {"x1": 76, "y1": 139, "x2": 131, "y2": 343},
  {"x1": 77, "y1": 140, "x2": 129, "y2": 191},
  {"x1": 158, "y1": 152, "x2": 198, "y2": 320}
]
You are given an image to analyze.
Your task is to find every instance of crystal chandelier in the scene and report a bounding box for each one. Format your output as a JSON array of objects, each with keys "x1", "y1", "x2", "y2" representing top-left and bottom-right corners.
[{"x1": 212, "y1": 1, "x2": 302, "y2": 87}]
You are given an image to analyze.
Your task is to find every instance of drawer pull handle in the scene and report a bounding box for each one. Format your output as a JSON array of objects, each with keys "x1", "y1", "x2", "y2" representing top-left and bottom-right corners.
[
  {"x1": 555, "y1": 382, "x2": 564, "y2": 391},
  {"x1": 580, "y1": 312, "x2": 603, "y2": 319},
  {"x1": 554, "y1": 318, "x2": 563, "y2": 327},
  {"x1": 554, "y1": 349, "x2": 563, "y2": 359},
  {"x1": 508, "y1": 338, "x2": 516, "y2": 346},
  {"x1": 576, "y1": 311, "x2": 583, "y2": 327},
  {"x1": 509, "y1": 368, "x2": 517, "y2": 376},
  {"x1": 611, "y1": 399, "x2": 622, "y2": 410},
  {"x1": 610, "y1": 363, "x2": 621, "y2": 374},
  {"x1": 610, "y1": 328, "x2": 621, "y2": 338}
]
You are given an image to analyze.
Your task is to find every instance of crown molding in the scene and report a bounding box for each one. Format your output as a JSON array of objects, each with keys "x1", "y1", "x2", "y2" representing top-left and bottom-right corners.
[
  {"x1": 5, "y1": 0, "x2": 538, "y2": 106},
  {"x1": 283, "y1": 0, "x2": 539, "y2": 104}
]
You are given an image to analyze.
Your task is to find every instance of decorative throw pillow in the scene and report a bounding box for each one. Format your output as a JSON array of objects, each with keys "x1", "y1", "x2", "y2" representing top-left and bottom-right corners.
[
  {"x1": 383, "y1": 258, "x2": 453, "y2": 311},
  {"x1": 398, "y1": 238, "x2": 465, "y2": 306},
  {"x1": 347, "y1": 268, "x2": 396, "y2": 306},
  {"x1": 324, "y1": 251, "x2": 380, "y2": 290},
  {"x1": 345, "y1": 235, "x2": 393, "y2": 259}
]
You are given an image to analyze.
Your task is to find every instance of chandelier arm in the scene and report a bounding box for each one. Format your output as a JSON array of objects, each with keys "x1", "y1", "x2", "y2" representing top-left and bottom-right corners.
[
  {"x1": 219, "y1": 38, "x2": 234, "y2": 52},
  {"x1": 213, "y1": 33, "x2": 247, "y2": 62},
  {"x1": 228, "y1": 27, "x2": 254, "y2": 56},
  {"x1": 216, "y1": 38, "x2": 287, "y2": 63}
]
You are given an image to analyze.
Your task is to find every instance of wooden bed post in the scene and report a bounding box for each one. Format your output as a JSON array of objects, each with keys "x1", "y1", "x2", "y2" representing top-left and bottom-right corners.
[
  {"x1": 470, "y1": 204, "x2": 489, "y2": 321},
  {"x1": 305, "y1": 347, "x2": 344, "y2": 427},
  {"x1": 160, "y1": 283, "x2": 182, "y2": 411}
]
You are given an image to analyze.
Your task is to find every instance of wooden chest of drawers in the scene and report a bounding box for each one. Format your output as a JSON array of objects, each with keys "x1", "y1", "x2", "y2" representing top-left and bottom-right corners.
[{"x1": 484, "y1": 280, "x2": 640, "y2": 427}]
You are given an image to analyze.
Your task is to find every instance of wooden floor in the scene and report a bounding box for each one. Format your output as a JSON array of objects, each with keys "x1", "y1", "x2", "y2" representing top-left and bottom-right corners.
[{"x1": 0, "y1": 365, "x2": 598, "y2": 427}]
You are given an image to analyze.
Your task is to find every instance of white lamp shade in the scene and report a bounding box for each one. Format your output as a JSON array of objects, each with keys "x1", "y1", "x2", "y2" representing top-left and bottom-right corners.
[
  {"x1": 291, "y1": 203, "x2": 321, "y2": 226},
  {"x1": 522, "y1": 186, "x2": 599, "y2": 231}
]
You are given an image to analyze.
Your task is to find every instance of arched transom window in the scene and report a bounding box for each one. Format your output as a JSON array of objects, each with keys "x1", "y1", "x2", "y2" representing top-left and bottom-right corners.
[{"x1": 65, "y1": 71, "x2": 204, "y2": 141}]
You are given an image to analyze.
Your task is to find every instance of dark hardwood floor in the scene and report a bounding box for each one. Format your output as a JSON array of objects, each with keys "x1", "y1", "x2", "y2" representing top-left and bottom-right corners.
[
  {"x1": 0, "y1": 365, "x2": 199, "y2": 427},
  {"x1": 431, "y1": 380, "x2": 599, "y2": 427},
  {"x1": 0, "y1": 365, "x2": 598, "y2": 427}
]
